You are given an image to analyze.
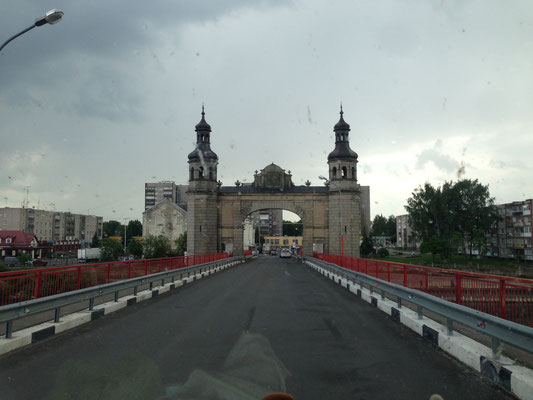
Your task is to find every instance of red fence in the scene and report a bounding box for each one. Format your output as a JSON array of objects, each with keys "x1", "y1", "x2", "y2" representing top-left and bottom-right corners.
[
  {"x1": 313, "y1": 253, "x2": 533, "y2": 327},
  {"x1": 0, "y1": 253, "x2": 231, "y2": 306}
]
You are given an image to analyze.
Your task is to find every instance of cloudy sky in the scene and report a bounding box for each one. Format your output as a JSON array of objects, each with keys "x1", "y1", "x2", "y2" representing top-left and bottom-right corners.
[{"x1": 1, "y1": 0, "x2": 532, "y2": 224}]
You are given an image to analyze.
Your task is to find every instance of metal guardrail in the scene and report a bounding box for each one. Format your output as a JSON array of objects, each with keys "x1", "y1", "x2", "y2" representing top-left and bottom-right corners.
[
  {"x1": 1, "y1": 252, "x2": 231, "y2": 305},
  {"x1": 0, "y1": 256, "x2": 242, "y2": 339},
  {"x1": 313, "y1": 252, "x2": 533, "y2": 327},
  {"x1": 304, "y1": 257, "x2": 533, "y2": 356}
]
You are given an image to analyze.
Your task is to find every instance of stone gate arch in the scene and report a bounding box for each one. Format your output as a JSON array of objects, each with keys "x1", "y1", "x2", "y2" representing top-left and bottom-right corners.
[
  {"x1": 186, "y1": 107, "x2": 363, "y2": 257},
  {"x1": 240, "y1": 200, "x2": 306, "y2": 221},
  {"x1": 220, "y1": 192, "x2": 325, "y2": 257}
]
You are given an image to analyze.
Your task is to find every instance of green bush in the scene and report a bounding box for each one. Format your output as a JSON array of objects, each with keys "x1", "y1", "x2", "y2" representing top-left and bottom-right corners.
[
  {"x1": 377, "y1": 247, "x2": 389, "y2": 258},
  {"x1": 18, "y1": 252, "x2": 32, "y2": 267},
  {"x1": 0, "y1": 261, "x2": 8, "y2": 273}
]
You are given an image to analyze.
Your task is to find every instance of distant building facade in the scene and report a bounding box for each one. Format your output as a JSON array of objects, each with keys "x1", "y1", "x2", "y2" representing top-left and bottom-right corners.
[
  {"x1": 396, "y1": 214, "x2": 418, "y2": 249},
  {"x1": 264, "y1": 235, "x2": 303, "y2": 249},
  {"x1": 142, "y1": 198, "x2": 187, "y2": 247},
  {"x1": 487, "y1": 199, "x2": 532, "y2": 261},
  {"x1": 144, "y1": 181, "x2": 188, "y2": 211},
  {"x1": 250, "y1": 210, "x2": 283, "y2": 237},
  {"x1": 0, "y1": 207, "x2": 103, "y2": 243}
]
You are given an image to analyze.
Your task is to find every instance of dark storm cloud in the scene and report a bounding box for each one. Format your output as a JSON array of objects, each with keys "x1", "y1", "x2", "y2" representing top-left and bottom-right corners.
[{"x1": 0, "y1": 0, "x2": 291, "y2": 120}]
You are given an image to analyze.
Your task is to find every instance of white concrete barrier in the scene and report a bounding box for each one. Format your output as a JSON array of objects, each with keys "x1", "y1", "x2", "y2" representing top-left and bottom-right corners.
[{"x1": 307, "y1": 261, "x2": 533, "y2": 400}]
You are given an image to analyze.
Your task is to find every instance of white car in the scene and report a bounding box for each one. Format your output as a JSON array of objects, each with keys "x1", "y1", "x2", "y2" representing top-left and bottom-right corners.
[{"x1": 279, "y1": 248, "x2": 291, "y2": 258}]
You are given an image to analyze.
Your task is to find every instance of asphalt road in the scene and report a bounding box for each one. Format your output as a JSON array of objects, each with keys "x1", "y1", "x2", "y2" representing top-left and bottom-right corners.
[{"x1": 0, "y1": 256, "x2": 512, "y2": 400}]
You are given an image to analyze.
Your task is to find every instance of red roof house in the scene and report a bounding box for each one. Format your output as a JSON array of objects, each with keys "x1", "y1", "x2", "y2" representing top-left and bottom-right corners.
[{"x1": 0, "y1": 230, "x2": 48, "y2": 259}]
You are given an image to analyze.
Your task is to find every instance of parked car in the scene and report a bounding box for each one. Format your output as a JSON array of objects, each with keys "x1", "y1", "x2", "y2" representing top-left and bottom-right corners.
[
  {"x1": 279, "y1": 248, "x2": 291, "y2": 258},
  {"x1": 4, "y1": 256, "x2": 19, "y2": 267}
]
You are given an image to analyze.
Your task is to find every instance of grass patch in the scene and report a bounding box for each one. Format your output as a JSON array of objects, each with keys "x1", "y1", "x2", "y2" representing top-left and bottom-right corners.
[{"x1": 367, "y1": 253, "x2": 532, "y2": 276}]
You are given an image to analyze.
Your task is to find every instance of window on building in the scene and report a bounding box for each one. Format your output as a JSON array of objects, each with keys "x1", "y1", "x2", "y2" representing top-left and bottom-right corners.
[
  {"x1": 275, "y1": 239, "x2": 279, "y2": 244},
  {"x1": 283, "y1": 239, "x2": 288, "y2": 245},
  {"x1": 341, "y1": 166, "x2": 347, "y2": 178},
  {"x1": 332, "y1": 167, "x2": 337, "y2": 178},
  {"x1": 199, "y1": 166, "x2": 204, "y2": 178},
  {"x1": 6, "y1": 238, "x2": 12, "y2": 244}
]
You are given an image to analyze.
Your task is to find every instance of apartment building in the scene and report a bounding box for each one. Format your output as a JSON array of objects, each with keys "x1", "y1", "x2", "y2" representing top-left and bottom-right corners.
[
  {"x1": 487, "y1": 199, "x2": 532, "y2": 261},
  {"x1": 0, "y1": 207, "x2": 103, "y2": 242},
  {"x1": 396, "y1": 214, "x2": 418, "y2": 249},
  {"x1": 144, "y1": 181, "x2": 188, "y2": 211}
]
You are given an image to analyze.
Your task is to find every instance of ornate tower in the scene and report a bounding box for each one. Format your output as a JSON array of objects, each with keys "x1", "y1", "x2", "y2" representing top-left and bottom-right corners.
[
  {"x1": 186, "y1": 106, "x2": 219, "y2": 255},
  {"x1": 327, "y1": 105, "x2": 361, "y2": 257}
]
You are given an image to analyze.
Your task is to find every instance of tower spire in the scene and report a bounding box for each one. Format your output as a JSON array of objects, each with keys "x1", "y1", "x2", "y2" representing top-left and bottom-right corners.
[{"x1": 328, "y1": 105, "x2": 357, "y2": 161}]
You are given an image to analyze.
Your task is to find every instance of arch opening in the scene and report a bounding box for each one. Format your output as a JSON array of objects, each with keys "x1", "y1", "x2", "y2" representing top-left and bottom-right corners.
[{"x1": 241, "y1": 208, "x2": 304, "y2": 256}]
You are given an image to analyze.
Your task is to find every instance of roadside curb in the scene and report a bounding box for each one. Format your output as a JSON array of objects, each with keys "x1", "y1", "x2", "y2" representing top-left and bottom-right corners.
[
  {"x1": 306, "y1": 260, "x2": 533, "y2": 400},
  {"x1": 0, "y1": 259, "x2": 244, "y2": 357}
]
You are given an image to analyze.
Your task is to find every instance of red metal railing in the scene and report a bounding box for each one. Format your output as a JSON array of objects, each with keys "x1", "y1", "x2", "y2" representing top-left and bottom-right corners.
[
  {"x1": 0, "y1": 253, "x2": 231, "y2": 306},
  {"x1": 313, "y1": 253, "x2": 533, "y2": 327}
]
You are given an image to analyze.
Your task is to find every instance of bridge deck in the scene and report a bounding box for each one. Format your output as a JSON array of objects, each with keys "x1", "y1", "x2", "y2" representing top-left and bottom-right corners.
[{"x1": 0, "y1": 256, "x2": 512, "y2": 399}]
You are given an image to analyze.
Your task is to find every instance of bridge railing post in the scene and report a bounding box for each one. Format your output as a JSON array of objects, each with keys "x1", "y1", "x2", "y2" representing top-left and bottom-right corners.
[
  {"x1": 499, "y1": 279, "x2": 507, "y2": 319},
  {"x1": 106, "y1": 264, "x2": 111, "y2": 284},
  {"x1": 76, "y1": 266, "x2": 81, "y2": 290},
  {"x1": 455, "y1": 274, "x2": 462, "y2": 305},
  {"x1": 33, "y1": 270, "x2": 42, "y2": 299},
  {"x1": 403, "y1": 265, "x2": 407, "y2": 287}
]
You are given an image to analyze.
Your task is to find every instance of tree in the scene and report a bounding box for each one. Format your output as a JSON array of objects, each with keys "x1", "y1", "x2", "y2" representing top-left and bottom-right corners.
[
  {"x1": 173, "y1": 232, "x2": 187, "y2": 256},
  {"x1": 283, "y1": 220, "x2": 303, "y2": 236},
  {"x1": 103, "y1": 220, "x2": 122, "y2": 238},
  {"x1": 100, "y1": 238, "x2": 123, "y2": 261},
  {"x1": 449, "y1": 179, "x2": 500, "y2": 257},
  {"x1": 360, "y1": 235, "x2": 374, "y2": 258},
  {"x1": 405, "y1": 182, "x2": 453, "y2": 259},
  {"x1": 370, "y1": 214, "x2": 388, "y2": 237},
  {"x1": 127, "y1": 239, "x2": 144, "y2": 259},
  {"x1": 405, "y1": 179, "x2": 500, "y2": 260},
  {"x1": 386, "y1": 215, "x2": 397, "y2": 244},
  {"x1": 91, "y1": 232, "x2": 100, "y2": 248},
  {"x1": 18, "y1": 252, "x2": 32, "y2": 267},
  {"x1": 142, "y1": 235, "x2": 172, "y2": 259},
  {"x1": 126, "y1": 220, "x2": 143, "y2": 241},
  {"x1": 371, "y1": 214, "x2": 396, "y2": 239}
]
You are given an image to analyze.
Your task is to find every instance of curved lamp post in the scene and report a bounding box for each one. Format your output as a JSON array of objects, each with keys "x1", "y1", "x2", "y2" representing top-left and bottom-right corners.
[
  {"x1": 0, "y1": 9, "x2": 64, "y2": 52},
  {"x1": 319, "y1": 175, "x2": 344, "y2": 257}
]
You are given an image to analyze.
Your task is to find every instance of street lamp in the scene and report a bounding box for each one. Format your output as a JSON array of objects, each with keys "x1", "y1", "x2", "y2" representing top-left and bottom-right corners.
[
  {"x1": 0, "y1": 9, "x2": 64, "y2": 52},
  {"x1": 319, "y1": 175, "x2": 344, "y2": 257}
]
